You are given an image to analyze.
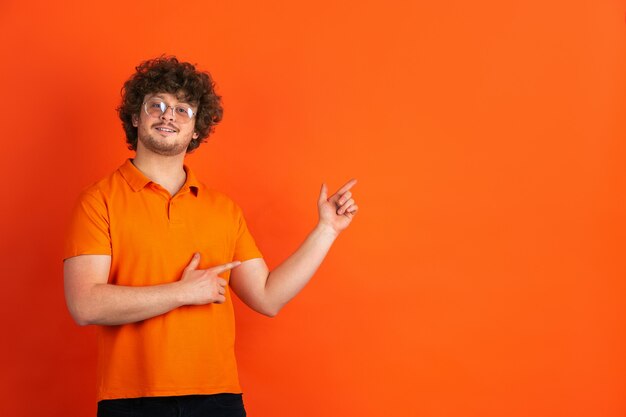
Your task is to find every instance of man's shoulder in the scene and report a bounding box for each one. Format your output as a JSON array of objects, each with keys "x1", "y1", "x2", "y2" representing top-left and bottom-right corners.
[
  {"x1": 79, "y1": 168, "x2": 124, "y2": 197},
  {"x1": 73, "y1": 162, "x2": 133, "y2": 208}
]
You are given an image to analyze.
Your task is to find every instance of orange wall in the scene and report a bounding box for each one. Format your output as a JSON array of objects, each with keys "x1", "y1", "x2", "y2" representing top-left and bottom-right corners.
[{"x1": 1, "y1": 1, "x2": 625, "y2": 416}]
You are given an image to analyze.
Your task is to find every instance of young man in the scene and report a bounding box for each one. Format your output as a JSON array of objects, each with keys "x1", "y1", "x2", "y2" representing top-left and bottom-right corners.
[{"x1": 63, "y1": 56, "x2": 358, "y2": 417}]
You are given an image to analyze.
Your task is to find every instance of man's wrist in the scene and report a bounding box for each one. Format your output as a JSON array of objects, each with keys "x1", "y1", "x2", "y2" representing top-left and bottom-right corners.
[
  {"x1": 315, "y1": 221, "x2": 339, "y2": 240},
  {"x1": 170, "y1": 281, "x2": 187, "y2": 307}
]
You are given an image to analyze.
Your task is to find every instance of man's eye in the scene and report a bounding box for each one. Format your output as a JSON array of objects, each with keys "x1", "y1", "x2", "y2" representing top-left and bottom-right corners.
[
  {"x1": 150, "y1": 102, "x2": 166, "y2": 111},
  {"x1": 176, "y1": 106, "x2": 190, "y2": 115}
]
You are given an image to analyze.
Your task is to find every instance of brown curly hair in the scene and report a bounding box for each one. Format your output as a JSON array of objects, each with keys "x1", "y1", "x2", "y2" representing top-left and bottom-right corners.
[{"x1": 118, "y1": 56, "x2": 223, "y2": 152}]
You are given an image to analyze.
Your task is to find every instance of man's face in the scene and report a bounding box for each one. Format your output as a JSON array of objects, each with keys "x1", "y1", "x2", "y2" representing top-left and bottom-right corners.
[{"x1": 132, "y1": 92, "x2": 199, "y2": 156}]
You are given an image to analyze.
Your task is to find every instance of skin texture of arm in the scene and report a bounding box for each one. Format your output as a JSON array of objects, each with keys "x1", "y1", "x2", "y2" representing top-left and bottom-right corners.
[
  {"x1": 230, "y1": 179, "x2": 359, "y2": 317},
  {"x1": 64, "y1": 253, "x2": 239, "y2": 326}
]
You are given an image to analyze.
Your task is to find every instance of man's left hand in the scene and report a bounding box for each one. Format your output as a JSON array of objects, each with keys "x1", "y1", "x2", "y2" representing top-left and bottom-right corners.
[{"x1": 318, "y1": 179, "x2": 359, "y2": 234}]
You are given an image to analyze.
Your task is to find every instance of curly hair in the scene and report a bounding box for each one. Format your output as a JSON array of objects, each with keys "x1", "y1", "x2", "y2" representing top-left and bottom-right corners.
[{"x1": 118, "y1": 56, "x2": 223, "y2": 152}]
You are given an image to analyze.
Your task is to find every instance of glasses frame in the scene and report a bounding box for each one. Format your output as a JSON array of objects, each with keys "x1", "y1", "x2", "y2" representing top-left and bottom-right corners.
[{"x1": 143, "y1": 99, "x2": 196, "y2": 123}]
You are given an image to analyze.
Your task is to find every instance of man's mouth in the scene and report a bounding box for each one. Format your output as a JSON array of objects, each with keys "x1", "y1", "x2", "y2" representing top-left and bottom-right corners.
[{"x1": 154, "y1": 125, "x2": 178, "y2": 134}]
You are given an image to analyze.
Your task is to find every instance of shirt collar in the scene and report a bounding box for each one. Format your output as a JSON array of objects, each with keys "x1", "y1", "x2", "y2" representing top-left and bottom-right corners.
[
  {"x1": 182, "y1": 164, "x2": 200, "y2": 196},
  {"x1": 119, "y1": 159, "x2": 200, "y2": 196}
]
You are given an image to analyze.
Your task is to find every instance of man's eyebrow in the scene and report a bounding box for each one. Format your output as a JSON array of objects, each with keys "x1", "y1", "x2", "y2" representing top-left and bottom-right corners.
[{"x1": 149, "y1": 94, "x2": 193, "y2": 106}]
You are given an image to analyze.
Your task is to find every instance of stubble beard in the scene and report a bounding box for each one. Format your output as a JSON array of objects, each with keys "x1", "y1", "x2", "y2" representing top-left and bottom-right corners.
[{"x1": 139, "y1": 133, "x2": 190, "y2": 156}]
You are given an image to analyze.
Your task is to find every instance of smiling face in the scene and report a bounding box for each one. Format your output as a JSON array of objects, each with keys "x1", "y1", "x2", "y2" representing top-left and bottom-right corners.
[{"x1": 132, "y1": 92, "x2": 200, "y2": 157}]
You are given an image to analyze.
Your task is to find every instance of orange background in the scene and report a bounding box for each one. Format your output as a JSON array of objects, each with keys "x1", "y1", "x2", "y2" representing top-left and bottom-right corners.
[{"x1": 1, "y1": 1, "x2": 625, "y2": 416}]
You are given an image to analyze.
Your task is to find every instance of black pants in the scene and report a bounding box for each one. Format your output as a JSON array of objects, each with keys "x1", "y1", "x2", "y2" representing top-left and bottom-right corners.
[{"x1": 97, "y1": 394, "x2": 246, "y2": 417}]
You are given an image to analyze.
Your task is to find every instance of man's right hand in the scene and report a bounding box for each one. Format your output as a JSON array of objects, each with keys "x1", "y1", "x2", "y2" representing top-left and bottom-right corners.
[{"x1": 178, "y1": 253, "x2": 241, "y2": 305}]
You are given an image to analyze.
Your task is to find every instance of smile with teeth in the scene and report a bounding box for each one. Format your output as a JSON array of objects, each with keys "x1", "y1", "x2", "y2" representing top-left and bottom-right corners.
[{"x1": 155, "y1": 126, "x2": 177, "y2": 133}]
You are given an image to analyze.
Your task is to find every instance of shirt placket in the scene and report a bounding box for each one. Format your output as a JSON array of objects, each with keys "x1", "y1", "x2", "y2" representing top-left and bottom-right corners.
[
  {"x1": 168, "y1": 189, "x2": 189, "y2": 226},
  {"x1": 149, "y1": 183, "x2": 187, "y2": 226}
]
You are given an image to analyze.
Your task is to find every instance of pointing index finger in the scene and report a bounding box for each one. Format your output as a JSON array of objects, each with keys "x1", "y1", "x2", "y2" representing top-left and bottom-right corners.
[
  {"x1": 331, "y1": 178, "x2": 358, "y2": 199},
  {"x1": 211, "y1": 261, "x2": 242, "y2": 274}
]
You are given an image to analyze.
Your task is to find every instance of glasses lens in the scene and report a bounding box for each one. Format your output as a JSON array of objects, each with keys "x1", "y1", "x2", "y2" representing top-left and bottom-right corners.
[
  {"x1": 145, "y1": 100, "x2": 166, "y2": 118},
  {"x1": 174, "y1": 105, "x2": 194, "y2": 122}
]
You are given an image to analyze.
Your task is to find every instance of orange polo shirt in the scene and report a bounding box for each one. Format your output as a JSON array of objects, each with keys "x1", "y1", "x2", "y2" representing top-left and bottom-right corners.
[{"x1": 63, "y1": 159, "x2": 262, "y2": 401}]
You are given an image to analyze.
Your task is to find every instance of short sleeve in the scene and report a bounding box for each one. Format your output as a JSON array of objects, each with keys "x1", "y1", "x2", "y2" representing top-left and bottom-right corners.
[
  {"x1": 63, "y1": 190, "x2": 112, "y2": 260},
  {"x1": 233, "y1": 207, "x2": 263, "y2": 262}
]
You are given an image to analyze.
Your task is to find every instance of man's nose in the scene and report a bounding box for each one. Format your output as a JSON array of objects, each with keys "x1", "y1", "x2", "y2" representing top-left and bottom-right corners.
[{"x1": 160, "y1": 106, "x2": 176, "y2": 121}]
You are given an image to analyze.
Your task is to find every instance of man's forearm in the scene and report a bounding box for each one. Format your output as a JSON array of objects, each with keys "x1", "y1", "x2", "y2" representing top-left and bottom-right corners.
[
  {"x1": 262, "y1": 223, "x2": 339, "y2": 315},
  {"x1": 66, "y1": 253, "x2": 234, "y2": 326},
  {"x1": 72, "y1": 282, "x2": 185, "y2": 326}
]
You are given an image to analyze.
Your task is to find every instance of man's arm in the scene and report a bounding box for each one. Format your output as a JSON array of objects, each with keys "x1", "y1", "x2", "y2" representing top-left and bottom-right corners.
[
  {"x1": 64, "y1": 253, "x2": 240, "y2": 326},
  {"x1": 229, "y1": 179, "x2": 358, "y2": 317}
]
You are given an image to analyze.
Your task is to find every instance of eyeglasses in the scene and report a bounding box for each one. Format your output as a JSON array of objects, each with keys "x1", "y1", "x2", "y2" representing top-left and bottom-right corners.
[{"x1": 143, "y1": 98, "x2": 196, "y2": 123}]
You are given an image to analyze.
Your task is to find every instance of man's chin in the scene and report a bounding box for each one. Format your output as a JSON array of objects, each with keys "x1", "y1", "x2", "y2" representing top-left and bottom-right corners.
[{"x1": 140, "y1": 136, "x2": 188, "y2": 156}]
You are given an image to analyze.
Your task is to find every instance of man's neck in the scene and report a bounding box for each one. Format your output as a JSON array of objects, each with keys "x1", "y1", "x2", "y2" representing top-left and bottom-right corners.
[{"x1": 132, "y1": 151, "x2": 187, "y2": 197}]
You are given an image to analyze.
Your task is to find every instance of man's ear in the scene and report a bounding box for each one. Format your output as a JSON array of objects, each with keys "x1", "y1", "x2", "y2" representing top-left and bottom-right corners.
[
  {"x1": 193, "y1": 132, "x2": 199, "y2": 139},
  {"x1": 132, "y1": 114, "x2": 139, "y2": 127}
]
